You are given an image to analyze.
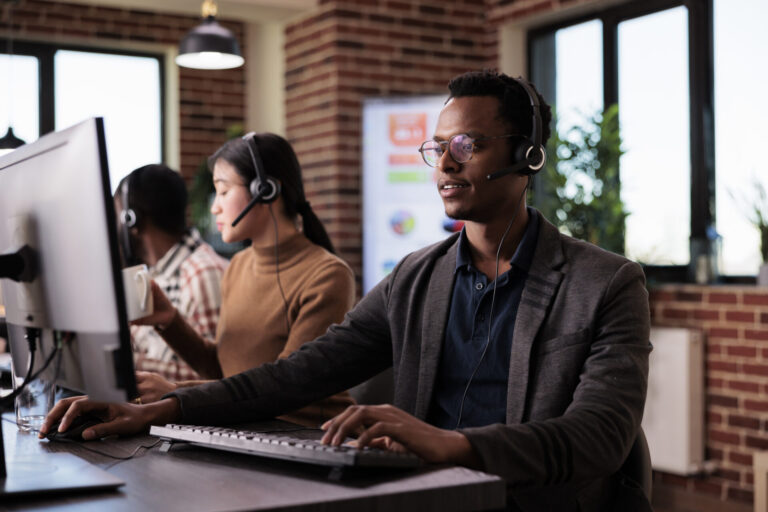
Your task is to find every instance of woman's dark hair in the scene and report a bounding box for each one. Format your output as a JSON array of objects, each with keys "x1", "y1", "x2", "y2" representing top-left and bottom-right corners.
[
  {"x1": 115, "y1": 163, "x2": 187, "y2": 237},
  {"x1": 208, "y1": 133, "x2": 336, "y2": 254}
]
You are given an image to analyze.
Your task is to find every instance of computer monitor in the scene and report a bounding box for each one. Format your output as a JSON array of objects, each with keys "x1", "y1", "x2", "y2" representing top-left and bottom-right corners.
[{"x1": 0, "y1": 117, "x2": 136, "y2": 495}]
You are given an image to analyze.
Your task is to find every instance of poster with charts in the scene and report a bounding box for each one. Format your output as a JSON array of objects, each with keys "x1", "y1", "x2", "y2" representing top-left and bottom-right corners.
[{"x1": 362, "y1": 96, "x2": 464, "y2": 293}]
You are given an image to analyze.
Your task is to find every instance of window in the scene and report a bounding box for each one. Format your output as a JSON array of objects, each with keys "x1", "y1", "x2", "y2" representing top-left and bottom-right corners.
[
  {"x1": 0, "y1": 54, "x2": 39, "y2": 152},
  {"x1": 528, "y1": 0, "x2": 727, "y2": 282},
  {"x1": 714, "y1": 0, "x2": 768, "y2": 276},
  {"x1": 1, "y1": 43, "x2": 163, "y2": 189}
]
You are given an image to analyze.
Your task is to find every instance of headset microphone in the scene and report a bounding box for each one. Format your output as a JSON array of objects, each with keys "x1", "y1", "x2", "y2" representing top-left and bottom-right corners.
[
  {"x1": 485, "y1": 77, "x2": 547, "y2": 181},
  {"x1": 231, "y1": 132, "x2": 281, "y2": 228}
]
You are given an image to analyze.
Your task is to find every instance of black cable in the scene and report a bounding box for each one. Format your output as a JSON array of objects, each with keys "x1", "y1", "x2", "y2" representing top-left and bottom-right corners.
[
  {"x1": 0, "y1": 328, "x2": 38, "y2": 408},
  {"x1": 455, "y1": 177, "x2": 531, "y2": 429},
  {"x1": 268, "y1": 203, "x2": 291, "y2": 333}
]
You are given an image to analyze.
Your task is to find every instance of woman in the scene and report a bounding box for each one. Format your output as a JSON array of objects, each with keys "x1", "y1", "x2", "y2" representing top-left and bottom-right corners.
[{"x1": 134, "y1": 133, "x2": 356, "y2": 426}]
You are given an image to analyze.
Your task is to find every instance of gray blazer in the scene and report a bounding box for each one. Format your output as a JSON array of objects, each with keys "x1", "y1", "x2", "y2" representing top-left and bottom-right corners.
[{"x1": 173, "y1": 212, "x2": 651, "y2": 511}]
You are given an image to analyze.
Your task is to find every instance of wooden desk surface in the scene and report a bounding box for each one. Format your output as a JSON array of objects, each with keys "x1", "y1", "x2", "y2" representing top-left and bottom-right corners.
[{"x1": 2, "y1": 414, "x2": 506, "y2": 512}]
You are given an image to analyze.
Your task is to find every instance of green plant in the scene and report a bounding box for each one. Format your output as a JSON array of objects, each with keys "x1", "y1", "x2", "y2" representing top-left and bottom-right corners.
[
  {"x1": 533, "y1": 104, "x2": 628, "y2": 255},
  {"x1": 745, "y1": 180, "x2": 768, "y2": 263}
]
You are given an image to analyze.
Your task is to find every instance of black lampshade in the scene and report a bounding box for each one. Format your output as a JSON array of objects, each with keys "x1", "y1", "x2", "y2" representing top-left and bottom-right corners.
[
  {"x1": 0, "y1": 127, "x2": 25, "y2": 152},
  {"x1": 176, "y1": 16, "x2": 244, "y2": 70}
]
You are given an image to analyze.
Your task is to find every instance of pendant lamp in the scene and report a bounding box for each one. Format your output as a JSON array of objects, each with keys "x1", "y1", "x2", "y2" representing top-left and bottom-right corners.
[
  {"x1": 1, "y1": 0, "x2": 26, "y2": 155},
  {"x1": 176, "y1": 0, "x2": 244, "y2": 70}
]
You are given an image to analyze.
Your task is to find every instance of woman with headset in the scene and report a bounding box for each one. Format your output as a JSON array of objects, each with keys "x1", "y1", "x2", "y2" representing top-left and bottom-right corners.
[{"x1": 133, "y1": 133, "x2": 355, "y2": 426}]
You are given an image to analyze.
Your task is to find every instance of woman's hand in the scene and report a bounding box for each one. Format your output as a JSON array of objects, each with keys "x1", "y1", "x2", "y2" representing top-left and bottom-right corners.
[
  {"x1": 136, "y1": 371, "x2": 177, "y2": 404},
  {"x1": 320, "y1": 404, "x2": 481, "y2": 467},
  {"x1": 38, "y1": 395, "x2": 181, "y2": 441},
  {"x1": 131, "y1": 280, "x2": 177, "y2": 328}
]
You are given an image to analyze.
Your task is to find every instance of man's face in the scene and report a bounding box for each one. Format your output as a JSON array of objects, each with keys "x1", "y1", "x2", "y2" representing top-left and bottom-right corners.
[{"x1": 432, "y1": 95, "x2": 525, "y2": 223}]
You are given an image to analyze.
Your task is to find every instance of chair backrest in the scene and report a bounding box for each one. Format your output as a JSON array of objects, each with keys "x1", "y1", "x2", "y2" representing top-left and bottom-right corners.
[{"x1": 619, "y1": 427, "x2": 653, "y2": 502}]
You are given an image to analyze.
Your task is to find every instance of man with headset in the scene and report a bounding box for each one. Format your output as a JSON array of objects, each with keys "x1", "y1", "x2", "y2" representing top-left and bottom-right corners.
[
  {"x1": 45, "y1": 70, "x2": 651, "y2": 511},
  {"x1": 115, "y1": 164, "x2": 228, "y2": 388}
]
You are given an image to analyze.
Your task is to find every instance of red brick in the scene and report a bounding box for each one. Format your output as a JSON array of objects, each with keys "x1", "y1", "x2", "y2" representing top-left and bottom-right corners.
[
  {"x1": 709, "y1": 429, "x2": 740, "y2": 445},
  {"x1": 649, "y1": 290, "x2": 675, "y2": 302},
  {"x1": 726, "y1": 345, "x2": 757, "y2": 358},
  {"x1": 761, "y1": 312, "x2": 768, "y2": 324},
  {"x1": 708, "y1": 447, "x2": 724, "y2": 460},
  {"x1": 660, "y1": 472, "x2": 689, "y2": 487},
  {"x1": 694, "y1": 309, "x2": 720, "y2": 320},
  {"x1": 708, "y1": 377, "x2": 724, "y2": 389},
  {"x1": 708, "y1": 410, "x2": 723, "y2": 424},
  {"x1": 717, "y1": 467, "x2": 741, "y2": 481},
  {"x1": 708, "y1": 327, "x2": 739, "y2": 339},
  {"x1": 729, "y1": 451, "x2": 753, "y2": 466},
  {"x1": 692, "y1": 479, "x2": 722, "y2": 495},
  {"x1": 661, "y1": 308, "x2": 689, "y2": 320},
  {"x1": 744, "y1": 399, "x2": 768, "y2": 412},
  {"x1": 728, "y1": 414, "x2": 761, "y2": 430},
  {"x1": 708, "y1": 394, "x2": 739, "y2": 408},
  {"x1": 726, "y1": 311, "x2": 755, "y2": 323},
  {"x1": 709, "y1": 292, "x2": 739, "y2": 304},
  {"x1": 744, "y1": 294, "x2": 768, "y2": 305},
  {"x1": 708, "y1": 361, "x2": 738, "y2": 373},
  {"x1": 743, "y1": 363, "x2": 768, "y2": 377},
  {"x1": 745, "y1": 435, "x2": 768, "y2": 449},
  {"x1": 727, "y1": 380, "x2": 759, "y2": 393},
  {"x1": 746, "y1": 329, "x2": 768, "y2": 341},
  {"x1": 677, "y1": 291, "x2": 704, "y2": 302}
]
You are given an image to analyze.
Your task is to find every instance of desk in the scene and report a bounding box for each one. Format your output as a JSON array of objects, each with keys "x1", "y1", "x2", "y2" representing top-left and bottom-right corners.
[{"x1": 2, "y1": 414, "x2": 506, "y2": 511}]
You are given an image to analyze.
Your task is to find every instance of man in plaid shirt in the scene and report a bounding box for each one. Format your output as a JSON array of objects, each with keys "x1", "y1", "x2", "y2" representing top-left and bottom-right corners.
[{"x1": 116, "y1": 165, "x2": 228, "y2": 382}]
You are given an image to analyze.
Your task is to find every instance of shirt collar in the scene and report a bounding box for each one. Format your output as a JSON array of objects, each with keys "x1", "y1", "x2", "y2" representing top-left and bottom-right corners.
[{"x1": 454, "y1": 207, "x2": 540, "y2": 274}]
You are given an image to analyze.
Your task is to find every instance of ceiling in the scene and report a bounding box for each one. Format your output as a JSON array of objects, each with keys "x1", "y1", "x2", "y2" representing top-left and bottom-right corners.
[{"x1": 38, "y1": 0, "x2": 318, "y2": 23}]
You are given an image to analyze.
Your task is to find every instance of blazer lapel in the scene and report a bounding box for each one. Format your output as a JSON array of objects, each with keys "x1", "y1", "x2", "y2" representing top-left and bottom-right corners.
[
  {"x1": 414, "y1": 239, "x2": 458, "y2": 420},
  {"x1": 507, "y1": 215, "x2": 565, "y2": 424}
]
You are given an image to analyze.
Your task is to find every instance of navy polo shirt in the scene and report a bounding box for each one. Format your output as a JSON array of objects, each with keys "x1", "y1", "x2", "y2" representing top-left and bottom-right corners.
[{"x1": 427, "y1": 208, "x2": 539, "y2": 429}]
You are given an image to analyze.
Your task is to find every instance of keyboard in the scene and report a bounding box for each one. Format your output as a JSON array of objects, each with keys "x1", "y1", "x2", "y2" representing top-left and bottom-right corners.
[{"x1": 150, "y1": 423, "x2": 422, "y2": 469}]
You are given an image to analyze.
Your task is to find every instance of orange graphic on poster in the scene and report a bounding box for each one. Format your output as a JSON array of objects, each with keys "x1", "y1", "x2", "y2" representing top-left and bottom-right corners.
[
  {"x1": 389, "y1": 113, "x2": 427, "y2": 146},
  {"x1": 388, "y1": 154, "x2": 422, "y2": 165}
]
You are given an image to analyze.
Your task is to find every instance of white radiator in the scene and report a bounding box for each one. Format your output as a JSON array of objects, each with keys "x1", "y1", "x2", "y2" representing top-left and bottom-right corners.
[{"x1": 641, "y1": 327, "x2": 706, "y2": 475}]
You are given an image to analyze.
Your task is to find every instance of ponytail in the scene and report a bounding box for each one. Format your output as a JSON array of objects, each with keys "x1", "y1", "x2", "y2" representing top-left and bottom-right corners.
[{"x1": 296, "y1": 200, "x2": 336, "y2": 254}]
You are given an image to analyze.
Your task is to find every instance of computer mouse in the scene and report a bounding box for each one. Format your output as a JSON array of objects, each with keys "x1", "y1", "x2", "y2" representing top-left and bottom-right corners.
[{"x1": 45, "y1": 413, "x2": 104, "y2": 442}]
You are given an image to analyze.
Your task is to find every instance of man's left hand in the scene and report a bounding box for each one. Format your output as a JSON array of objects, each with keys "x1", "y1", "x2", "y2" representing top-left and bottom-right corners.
[{"x1": 320, "y1": 404, "x2": 481, "y2": 467}]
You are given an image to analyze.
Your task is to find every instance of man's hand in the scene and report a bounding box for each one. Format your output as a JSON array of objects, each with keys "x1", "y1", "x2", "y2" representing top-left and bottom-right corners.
[
  {"x1": 136, "y1": 371, "x2": 177, "y2": 404},
  {"x1": 320, "y1": 404, "x2": 481, "y2": 467},
  {"x1": 131, "y1": 280, "x2": 176, "y2": 328},
  {"x1": 38, "y1": 395, "x2": 181, "y2": 441}
]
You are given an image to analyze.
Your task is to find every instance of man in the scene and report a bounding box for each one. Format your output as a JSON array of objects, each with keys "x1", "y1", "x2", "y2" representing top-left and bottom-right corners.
[
  {"x1": 44, "y1": 71, "x2": 650, "y2": 511},
  {"x1": 115, "y1": 164, "x2": 228, "y2": 384}
]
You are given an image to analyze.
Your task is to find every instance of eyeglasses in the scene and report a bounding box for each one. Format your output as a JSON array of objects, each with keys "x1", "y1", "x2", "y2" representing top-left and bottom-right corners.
[{"x1": 418, "y1": 133, "x2": 519, "y2": 168}]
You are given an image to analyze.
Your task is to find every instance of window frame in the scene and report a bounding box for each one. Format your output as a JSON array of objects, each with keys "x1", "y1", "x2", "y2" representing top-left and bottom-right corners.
[
  {"x1": 0, "y1": 40, "x2": 166, "y2": 163},
  {"x1": 526, "y1": 0, "x2": 725, "y2": 284}
]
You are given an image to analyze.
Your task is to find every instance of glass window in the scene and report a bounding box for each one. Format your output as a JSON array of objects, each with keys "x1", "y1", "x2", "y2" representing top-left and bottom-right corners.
[
  {"x1": 714, "y1": 0, "x2": 768, "y2": 275},
  {"x1": 618, "y1": 7, "x2": 690, "y2": 265},
  {"x1": 55, "y1": 50, "x2": 162, "y2": 190},
  {"x1": 0, "y1": 54, "x2": 39, "y2": 153},
  {"x1": 555, "y1": 20, "x2": 603, "y2": 137}
]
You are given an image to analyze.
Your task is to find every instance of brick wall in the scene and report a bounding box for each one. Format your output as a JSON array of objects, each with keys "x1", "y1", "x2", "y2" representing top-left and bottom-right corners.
[
  {"x1": 650, "y1": 284, "x2": 768, "y2": 506},
  {"x1": 2, "y1": 0, "x2": 245, "y2": 182},
  {"x1": 283, "y1": 0, "x2": 494, "y2": 278}
]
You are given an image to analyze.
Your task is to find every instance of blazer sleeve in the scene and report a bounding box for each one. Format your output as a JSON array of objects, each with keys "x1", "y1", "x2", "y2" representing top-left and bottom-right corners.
[
  {"x1": 167, "y1": 266, "x2": 396, "y2": 425},
  {"x1": 459, "y1": 260, "x2": 651, "y2": 487}
]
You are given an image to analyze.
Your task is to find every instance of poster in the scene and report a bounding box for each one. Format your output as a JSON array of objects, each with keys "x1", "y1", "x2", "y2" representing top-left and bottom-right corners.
[{"x1": 362, "y1": 96, "x2": 463, "y2": 293}]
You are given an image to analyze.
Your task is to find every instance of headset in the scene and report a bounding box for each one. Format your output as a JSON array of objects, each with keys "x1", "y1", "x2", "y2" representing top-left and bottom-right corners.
[
  {"x1": 231, "y1": 132, "x2": 281, "y2": 227},
  {"x1": 119, "y1": 173, "x2": 139, "y2": 265},
  {"x1": 485, "y1": 76, "x2": 547, "y2": 181}
]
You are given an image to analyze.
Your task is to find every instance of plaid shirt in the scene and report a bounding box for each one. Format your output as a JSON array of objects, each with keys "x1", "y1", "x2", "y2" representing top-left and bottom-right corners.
[{"x1": 131, "y1": 229, "x2": 228, "y2": 381}]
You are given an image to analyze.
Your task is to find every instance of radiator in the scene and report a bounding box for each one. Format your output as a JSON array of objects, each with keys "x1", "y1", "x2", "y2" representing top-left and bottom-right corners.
[{"x1": 641, "y1": 326, "x2": 705, "y2": 475}]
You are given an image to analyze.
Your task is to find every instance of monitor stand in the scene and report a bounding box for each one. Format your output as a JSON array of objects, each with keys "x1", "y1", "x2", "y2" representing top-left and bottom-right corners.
[{"x1": 1, "y1": 413, "x2": 124, "y2": 497}]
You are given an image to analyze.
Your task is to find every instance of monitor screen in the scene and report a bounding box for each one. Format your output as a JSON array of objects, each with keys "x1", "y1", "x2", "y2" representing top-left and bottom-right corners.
[{"x1": 0, "y1": 118, "x2": 136, "y2": 402}]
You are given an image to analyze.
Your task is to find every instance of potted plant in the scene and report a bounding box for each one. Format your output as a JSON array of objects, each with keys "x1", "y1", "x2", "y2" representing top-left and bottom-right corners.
[
  {"x1": 533, "y1": 104, "x2": 629, "y2": 255},
  {"x1": 747, "y1": 180, "x2": 768, "y2": 285}
]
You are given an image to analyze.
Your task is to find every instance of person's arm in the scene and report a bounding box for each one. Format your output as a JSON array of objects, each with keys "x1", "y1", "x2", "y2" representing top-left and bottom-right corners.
[
  {"x1": 166, "y1": 270, "x2": 395, "y2": 426},
  {"x1": 133, "y1": 281, "x2": 222, "y2": 379}
]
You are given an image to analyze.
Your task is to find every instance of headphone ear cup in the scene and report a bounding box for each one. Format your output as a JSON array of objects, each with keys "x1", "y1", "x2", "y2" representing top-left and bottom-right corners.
[
  {"x1": 249, "y1": 179, "x2": 259, "y2": 197},
  {"x1": 248, "y1": 177, "x2": 280, "y2": 203}
]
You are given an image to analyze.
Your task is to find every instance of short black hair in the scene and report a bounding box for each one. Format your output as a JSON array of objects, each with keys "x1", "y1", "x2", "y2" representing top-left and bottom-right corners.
[
  {"x1": 116, "y1": 164, "x2": 187, "y2": 237},
  {"x1": 447, "y1": 69, "x2": 552, "y2": 145}
]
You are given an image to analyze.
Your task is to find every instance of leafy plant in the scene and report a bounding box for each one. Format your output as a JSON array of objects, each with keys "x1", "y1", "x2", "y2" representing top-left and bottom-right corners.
[
  {"x1": 533, "y1": 104, "x2": 628, "y2": 255},
  {"x1": 733, "y1": 179, "x2": 768, "y2": 263}
]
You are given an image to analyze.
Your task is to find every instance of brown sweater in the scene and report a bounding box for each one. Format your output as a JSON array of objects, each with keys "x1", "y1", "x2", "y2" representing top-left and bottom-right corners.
[{"x1": 159, "y1": 232, "x2": 356, "y2": 426}]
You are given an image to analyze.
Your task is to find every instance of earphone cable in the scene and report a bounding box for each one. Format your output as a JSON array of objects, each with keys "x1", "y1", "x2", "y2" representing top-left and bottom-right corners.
[
  {"x1": 454, "y1": 177, "x2": 531, "y2": 430},
  {"x1": 268, "y1": 203, "x2": 291, "y2": 333}
]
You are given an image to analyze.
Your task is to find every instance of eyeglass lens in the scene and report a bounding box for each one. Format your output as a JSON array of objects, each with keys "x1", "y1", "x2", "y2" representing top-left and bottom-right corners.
[{"x1": 419, "y1": 134, "x2": 475, "y2": 167}]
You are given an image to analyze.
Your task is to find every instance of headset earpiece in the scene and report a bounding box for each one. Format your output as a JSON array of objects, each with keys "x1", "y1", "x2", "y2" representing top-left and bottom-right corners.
[{"x1": 249, "y1": 176, "x2": 280, "y2": 203}]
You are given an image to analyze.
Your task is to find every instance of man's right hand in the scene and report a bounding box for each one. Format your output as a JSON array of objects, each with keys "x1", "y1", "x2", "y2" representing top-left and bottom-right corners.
[
  {"x1": 131, "y1": 280, "x2": 177, "y2": 328},
  {"x1": 38, "y1": 395, "x2": 181, "y2": 440}
]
